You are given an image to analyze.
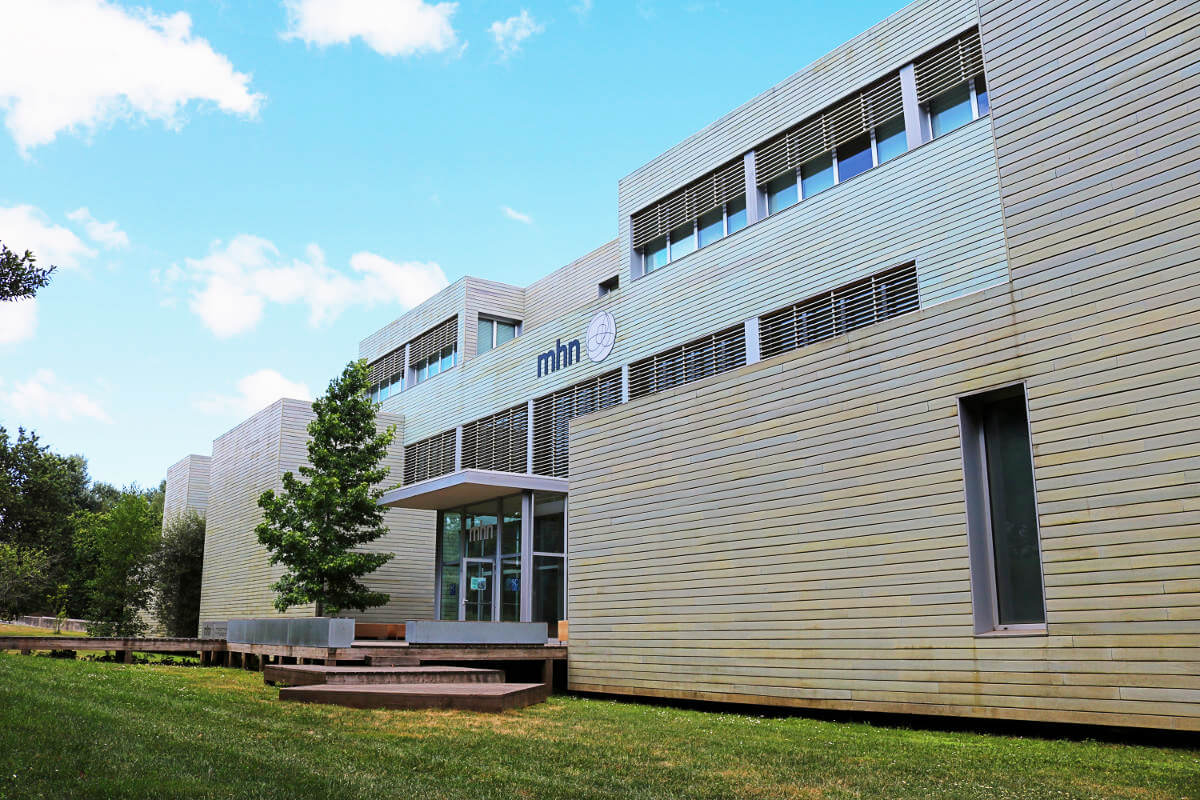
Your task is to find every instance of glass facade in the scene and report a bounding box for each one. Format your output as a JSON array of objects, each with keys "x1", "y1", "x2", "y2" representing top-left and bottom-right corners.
[{"x1": 435, "y1": 491, "x2": 567, "y2": 624}]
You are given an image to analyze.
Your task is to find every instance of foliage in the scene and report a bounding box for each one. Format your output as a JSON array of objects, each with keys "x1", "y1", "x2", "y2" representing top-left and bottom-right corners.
[
  {"x1": 47, "y1": 583, "x2": 70, "y2": 633},
  {"x1": 0, "y1": 242, "x2": 54, "y2": 302},
  {"x1": 0, "y1": 427, "x2": 96, "y2": 615},
  {"x1": 73, "y1": 493, "x2": 161, "y2": 637},
  {"x1": 257, "y1": 360, "x2": 395, "y2": 616},
  {"x1": 0, "y1": 543, "x2": 50, "y2": 619},
  {"x1": 1, "y1": 658, "x2": 1199, "y2": 800},
  {"x1": 152, "y1": 511, "x2": 205, "y2": 637}
]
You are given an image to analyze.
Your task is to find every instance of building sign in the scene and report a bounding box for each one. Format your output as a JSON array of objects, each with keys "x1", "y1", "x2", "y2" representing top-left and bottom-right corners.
[
  {"x1": 467, "y1": 524, "x2": 496, "y2": 543},
  {"x1": 470, "y1": 577, "x2": 487, "y2": 591},
  {"x1": 537, "y1": 310, "x2": 616, "y2": 378}
]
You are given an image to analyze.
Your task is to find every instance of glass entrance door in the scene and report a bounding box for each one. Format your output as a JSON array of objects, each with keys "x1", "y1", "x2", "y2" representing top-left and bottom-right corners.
[{"x1": 463, "y1": 560, "x2": 494, "y2": 621}]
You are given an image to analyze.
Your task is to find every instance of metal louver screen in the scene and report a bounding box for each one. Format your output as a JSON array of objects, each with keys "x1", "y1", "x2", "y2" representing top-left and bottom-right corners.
[
  {"x1": 531, "y1": 370, "x2": 623, "y2": 478},
  {"x1": 408, "y1": 316, "x2": 458, "y2": 364},
  {"x1": 628, "y1": 325, "x2": 747, "y2": 401},
  {"x1": 631, "y1": 158, "x2": 746, "y2": 249},
  {"x1": 367, "y1": 345, "x2": 405, "y2": 386},
  {"x1": 914, "y1": 27, "x2": 984, "y2": 103},
  {"x1": 758, "y1": 262, "x2": 919, "y2": 360},
  {"x1": 461, "y1": 404, "x2": 529, "y2": 474},
  {"x1": 754, "y1": 72, "x2": 903, "y2": 185},
  {"x1": 403, "y1": 429, "x2": 457, "y2": 485}
]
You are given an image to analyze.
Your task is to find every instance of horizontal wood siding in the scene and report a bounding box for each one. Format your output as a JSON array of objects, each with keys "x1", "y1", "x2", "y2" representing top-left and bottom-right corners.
[
  {"x1": 523, "y1": 240, "x2": 621, "y2": 330},
  {"x1": 463, "y1": 277, "x2": 526, "y2": 363},
  {"x1": 381, "y1": 121, "x2": 1007, "y2": 444},
  {"x1": 198, "y1": 399, "x2": 435, "y2": 628},
  {"x1": 163, "y1": 454, "x2": 210, "y2": 525}
]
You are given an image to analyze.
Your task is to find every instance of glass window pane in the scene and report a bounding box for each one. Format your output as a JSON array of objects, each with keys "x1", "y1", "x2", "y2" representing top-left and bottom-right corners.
[
  {"x1": 533, "y1": 492, "x2": 565, "y2": 553},
  {"x1": 417, "y1": 362, "x2": 428, "y2": 383},
  {"x1": 465, "y1": 503, "x2": 498, "y2": 559},
  {"x1": 501, "y1": 557, "x2": 521, "y2": 622},
  {"x1": 698, "y1": 207, "x2": 723, "y2": 248},
  {"x1": 669, "y1": 221, "x2": 696, "y2": 261},
  {"x1": 643, "y1": 237, "x2": 668, "y2": 273},
  {"x1": 875, "y1": 116, "x2": 907, "y2": 163},
  {"x1": 439, "y1": 564, "x2": 459, "y2": 620},
  {"x1": 766, "y1": 172, "x2": 798, "y2": 214},
  {"x1": 976, "y1": 75, "x2": 989, "y2": 115},
  {"x1": 496, "y1": 321, "x2": 517, "y2": 346},
  {"x1": 441, "y1": 346, "x2": 454, "y2": 372},
  {"x1": 378, "y1": 383, "x2": 390, "y2": 401},
  {"x1": 837, "y1": 134, "x2": 873, "y2": 182},
  {"x1": 533, "y1": 555, "x2": 565, "y2": 626},
  {"x1": 726, "y1": 196, "x2": 747, "y2": 233},
  {"x1": 477, "y1": 318, "x2": 493, "y2": 354},
  {"x1": 930, "y1": 81, "x2": 973, "y2": 138},
  {"x1": 428, "y1": 357, "x2": 441, "y2": 377},
  {"x1": 801, "y1": 153, "x2": 834, "y2": 197},
  {"x1": 464, "y1": 561, "x2": 493, "y2": 621},
  {"x1": 440, "y1": 512, "x2": 462, "y2": 563},
  {"x1": 501, "y1": 494, "x2": 521, "y2": 555},
  {"x1": 983, "y1": 394, "x2": 1045, "y2": 625}
]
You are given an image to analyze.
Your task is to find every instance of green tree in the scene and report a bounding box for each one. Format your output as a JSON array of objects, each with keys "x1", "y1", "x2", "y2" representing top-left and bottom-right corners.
[
  {"x1": 256, "y1": 360, "x2": 395, "y2": 616},
  {"x1": 73, "y1": 492, "x2": 162, "y2": 637},
  {"x1": 0, "y1": 427, "x2": 96, "y2": 615},
  {"x1": 0, "y1": 542, "x2": 50, "y2": 619},
  {"x1": 0, "y1": 242, "x2": 54, "y2": 301},
  {"x1": 152, "y1": 511, "x2": 206, "y2": 637}
]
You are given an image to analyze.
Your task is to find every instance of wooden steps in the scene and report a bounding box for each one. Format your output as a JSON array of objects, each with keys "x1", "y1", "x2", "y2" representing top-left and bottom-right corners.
[
  {"x1": 279, "y1": 682, "x2": 551, "y2": 712},
  {"x1": 264, "y1": 664, "x2": 503, "y2": 687},
  {"x1": 363, "y1": 655, "x2": 420, "y2": 667}
]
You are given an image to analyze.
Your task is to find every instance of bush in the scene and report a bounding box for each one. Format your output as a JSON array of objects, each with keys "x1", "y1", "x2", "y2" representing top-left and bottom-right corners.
[{"x1": 0, "y1": 542, "x2": 49, "y2": 619}]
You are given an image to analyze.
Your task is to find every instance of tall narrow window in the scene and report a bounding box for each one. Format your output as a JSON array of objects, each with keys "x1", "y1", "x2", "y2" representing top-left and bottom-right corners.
[
  {"x1": 477, "y1": 316, "x2": 520, "y2": 355},
  {"x1": 960, "y1": 385, "x2": 1046, "y2": 633},
  {"x1": 800, "y1": 153, "x2": 834, "y2": 197},
  {"x1": 929, "y1": 81, "x2": 974, "y2": 138},
  {"x1": 875, "y1": 116, "x2": 907, "y2": 163},
  {"x1": 836, "y1": 134, "x2": 873, "y2": 183},
  {"x1": 765, "y1": 172, "x2": 798, "y2": 214}
]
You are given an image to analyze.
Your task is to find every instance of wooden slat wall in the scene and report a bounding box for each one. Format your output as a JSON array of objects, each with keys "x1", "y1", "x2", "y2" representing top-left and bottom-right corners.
[
  {"x1": 616, "y1": 0, "x2": 980, "y2": 279},
  {"x1": 566, "y1": 0, "x2": 1200, "y2": 731},
  {"x1": 198, "y1": 399, "x2": 435, "y2": 629},
  {"x1": 463, "y1": 276, "x2": 526, "y2": 361},
  {"x1": 380, "y1": 120, "x2": 1007, "y2": 444},
  {"x1": 163, "y1": 453, "x2": 210, "y2": 525},
  {"x1": 523, "y1": 240, "x2": 621, "y2": 330}
]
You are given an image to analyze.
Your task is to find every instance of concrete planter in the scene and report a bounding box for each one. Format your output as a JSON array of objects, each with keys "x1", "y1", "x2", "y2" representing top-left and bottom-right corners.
[{"x1": 225, "y1": 617, "x2": 355, "y2": 648}]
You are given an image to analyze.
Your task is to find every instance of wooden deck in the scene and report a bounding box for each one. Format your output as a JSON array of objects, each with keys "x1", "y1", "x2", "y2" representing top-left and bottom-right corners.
[{"x1": 279, "y1": 682, "x2": 552, "y2": 712}]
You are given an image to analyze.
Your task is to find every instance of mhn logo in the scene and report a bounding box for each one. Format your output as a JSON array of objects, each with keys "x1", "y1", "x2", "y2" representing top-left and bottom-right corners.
[{"x1": 537, "y1": 310, "x2": 616, "y2": 378}]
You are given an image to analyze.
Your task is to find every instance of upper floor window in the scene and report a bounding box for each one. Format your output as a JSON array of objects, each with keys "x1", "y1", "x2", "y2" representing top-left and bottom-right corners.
[
  {"x1": 929, "y1": 76, "x2": 988, "y2": 138},
  {"x1": 477, "y1": 316, "x2": 520, "y2": 355},
  {"x1": 412, "y1": 344, "x2": 456, "y2": 386},
  {"x1": 631, "y1": 157, "x2": 746, "y2": 277},
  {"x1": 914, "y1": 28, "x2": 988, "y2": 139},
  {"x1": 407, "y1": 315, "x2": 458, "y2": 388},
  {"x1": 598, "y1": 275, "x2": 619, "y2": 296},
  {"x1": 367, "y1": 346, "x2": 405, "y2": 403}
]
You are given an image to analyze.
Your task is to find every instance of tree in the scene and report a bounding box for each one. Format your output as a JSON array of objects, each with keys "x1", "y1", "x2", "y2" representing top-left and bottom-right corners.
[
  {"x1": 152, "y1": 511, "x2": 206, "y2": 637},
  {"x1": 0, "y1": 427, "x2": 96, "y2": 615},
  {"x1": 0, "y1": 542, "x2": 50, "y2": 619},
  {"x1": 0, "y1": 242, "x2": 54, "y2": 301},
  {"x1": 256, "y1": 360, "x2": 395, "y2": 616},
  {"x1": 73, "y1": 492, "x2": 161, "y2": 637}
]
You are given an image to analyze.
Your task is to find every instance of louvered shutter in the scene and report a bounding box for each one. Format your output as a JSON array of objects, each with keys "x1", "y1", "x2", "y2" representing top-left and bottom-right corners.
[
  {"x1": 631, "y1": 158, "x2": 746, "y2": 249},
  {"x1": 367, "y1": 345, "x2": 405, "y2": 385},
  {"x1": 531, "y1": 370, "x2": 623, "y2": 478},
  {"x1": 403, "y1": 429, "x2": 457, "y2": 485},
  {"x1": 408, "y1": 316, "x2": 458, "y2": 365},
  {"x1": 914, "y1": 27, "x2": 985, "y2": 103},
  {"x1": 461, "y1": 405, "x2": 529, "y2": 473},
  {"x1": 627, "y1": 325, "x2": 747, "y2": 400}
]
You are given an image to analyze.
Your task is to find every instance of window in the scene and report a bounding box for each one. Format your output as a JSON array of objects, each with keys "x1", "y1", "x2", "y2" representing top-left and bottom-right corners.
[
  {"x1": 598, "y1": 275, "x2": 619, "y2": 296},
  {"x1": 758, "y1": 262, "x2": 919, "y2": 360},
  {"x1": 915, "y1": 28, "x2": 988, "y2": 139},
  {"x1": 800, "y1": 153, "x2": 834, "y2": 197},
  {"x1": 639, "y1": 193, "x2": 748, "y2": 273},
  {"x1": 460, "y1": 404, "x2": 528, "y2": 473},
  {"x1": 411, "y1": 343, "x2": 456, "y2": 387},
  {"x1": 532, "y1": 370, "x2": 622, "y2": 478},
  {"x1": 628, "y1": 324, "x2": 746, "y2": 400},
  {"x1": 404, "y1": 428, "x2": 457, "y2": 485},
  {"x1": 766, "y1": 172, "x2": 798, "y2": 213},
  {"x1": 404, "y1": 316, "x2": 458, "y2": 389},
  {"x1": 836, "y1": 133, "x2": 873, "y2": 183},
  {"x1": 929, "y1": 81, "x2": 973, "y2": 137},
  {"x1": 367, "y1": 345, "x2": 406, "y2": 403},
  {"x1": 477, "y1": 316, "x2": 520, "y2": 355},
  {"x1": 875, "y1": 116, "x2": 907, "y2": 163},
  {"x1": 960, "y1": 385, "x2": 1046, "y2": 633}
]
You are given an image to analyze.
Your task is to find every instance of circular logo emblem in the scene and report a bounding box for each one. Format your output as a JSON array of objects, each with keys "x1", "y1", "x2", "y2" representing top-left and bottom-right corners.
[{"x1": 586, "y1": 310, "x2": 616, "y2": 363}]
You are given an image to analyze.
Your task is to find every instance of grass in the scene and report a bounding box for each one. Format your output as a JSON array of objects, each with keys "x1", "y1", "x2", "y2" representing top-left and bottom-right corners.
[
  {"x1": 0, "y1": 623, "x2": 87, "y2": 637},
  {"x1": 0, "y1": 655, "x2": 1196, "y2": 800}
]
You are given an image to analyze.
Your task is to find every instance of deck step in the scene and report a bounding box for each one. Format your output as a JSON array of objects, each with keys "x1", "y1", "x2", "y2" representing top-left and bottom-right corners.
[
  {"x1": 264, "y1": 665, "x2": 504, "y2": 687},
  {"x1": 278, "y1": 682, "x2": 551, "y2": 712},
  {"x1": 364, "y1": 655, "x2": 421, "y2": 667}
]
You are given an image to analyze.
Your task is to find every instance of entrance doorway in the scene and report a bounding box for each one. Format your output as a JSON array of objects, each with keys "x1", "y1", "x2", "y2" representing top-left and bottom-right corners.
[{"x1": 436, "y1": 491, "x2": 566, "y2": 625}]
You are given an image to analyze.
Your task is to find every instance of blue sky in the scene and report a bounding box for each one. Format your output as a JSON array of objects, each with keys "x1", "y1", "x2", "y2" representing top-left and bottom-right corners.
[{"x1": 0, "y1": 0, "x2": 905, "y2": 488}]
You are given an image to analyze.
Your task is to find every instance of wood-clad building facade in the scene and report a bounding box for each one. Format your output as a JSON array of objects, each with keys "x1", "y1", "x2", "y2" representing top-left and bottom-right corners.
[{"x1": 189, "y1": 0, "x2": 1200, "y2": 729}]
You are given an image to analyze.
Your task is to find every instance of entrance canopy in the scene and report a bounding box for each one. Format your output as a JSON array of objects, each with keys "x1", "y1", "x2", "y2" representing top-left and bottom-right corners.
[{"x1": 378, "y1": 469, "x2": 568, "y2": 511}]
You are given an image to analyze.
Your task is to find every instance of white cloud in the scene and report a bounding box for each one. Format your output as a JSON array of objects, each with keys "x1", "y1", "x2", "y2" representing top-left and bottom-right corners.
[
  {"x1": 0, "y1": 0, "x2": 262, "y2": 153},
  {"x1": 195, "y1": 369, "x2": 312, "y2": 417},
  {"x1": 0, "y1": 298, "x2": 37, "y2": 345},
  {"x1": 67, "y1": 207, "x2": 129, "y2": 249},
  {"x1": 501, "y1": 205, "x2": 533, "y2": 224},
  {"x1": 0, "y1": 205, "x2": 94, "y2": 268},
  {"x1": 283, "y1": 0, "x2": 460, "y2": 57},
  {"x1": 0, "y1": 369, "x2": 112, "y2": 423},
  {"x1": 488, "y1": 10, "x2": 544, "y2": 58},
  {"x1": 572, "y1": 0, "x2": 593, "y2": 16},
  {"x1": 167, "y1": 235, "x2": 449, "y2": 338}
]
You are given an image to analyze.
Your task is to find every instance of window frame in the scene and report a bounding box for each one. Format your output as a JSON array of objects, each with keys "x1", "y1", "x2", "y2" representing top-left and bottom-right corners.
[
  {"x1": 476, "y1": 314, "x2": 521, "y2": 356},
  {"x1": 640, "y1": 195, "x2": 747, "y2": 275},
  {"x1": 957, "y1": 382, "x2": 1049, "y2": 636},
  {"x1": 925, "y1": 75, "x2": 989, "y2": 140}
]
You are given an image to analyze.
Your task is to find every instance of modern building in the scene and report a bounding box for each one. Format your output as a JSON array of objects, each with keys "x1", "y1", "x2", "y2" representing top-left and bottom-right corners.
[
  {"x1": 163, "y1": 453, "x2": 210, "y2": 525},
  {"x1": 181, "y1": 0, "x2": 1200, "y2": 730}
]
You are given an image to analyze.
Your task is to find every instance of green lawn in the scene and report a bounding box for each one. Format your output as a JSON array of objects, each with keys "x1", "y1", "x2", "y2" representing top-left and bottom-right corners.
[
  {"x1": 0, "y1": 655, "x2": 1196, "y2": 800},
  {"x1": 0, "y1": 622, "x2": 88, "y2": 637}
]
